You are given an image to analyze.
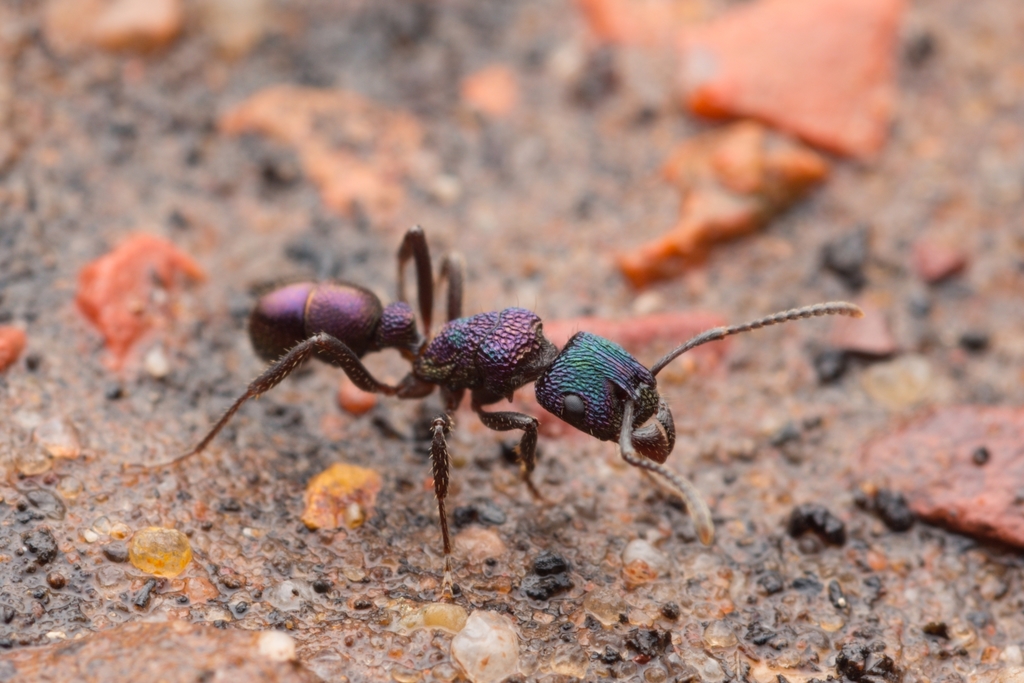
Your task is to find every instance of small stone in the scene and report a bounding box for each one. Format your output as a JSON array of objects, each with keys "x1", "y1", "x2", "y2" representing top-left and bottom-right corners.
[
  {"x1": 757, "y1": 571, "x2": 785, "y2": 595},
  {"x1": 56, "y1": 476, "x2": 83, "y2": 499},
  {"x1": 460, "y1": 64, "x2": 519, "y2": 118},
  {"x1": 813, "y1": 349, "x2": 849, "y2": 384},
  {"x1": 337, "y1": 377, "x2": 377, "y2": 416},
  {"x1": 911, "y1": 239, "x2": 967, "y2": 284},
  {"x1": 550, "y1": 643, "x2": 589, "y2": 678},
  {"x1": 454, "y1": 527, "x2": 507, "y2": 563},
  {"x1": 14, "y1": 448, "x2": 52, "y2": 476},
  {"x1": 103, "y1": 542, "x2": 129, "y2": 563},
  {"x1": 201, "y1": 0, "x2": 270, "y2": 58},
  {"x1": 185, "y1": 577, "x2": 220, "y2": 604},
  {"x1": 626, "y1": 628, "x2": 671, "y2": 662},
  {"x1": 258, "y1": 630, "x2": 297, "y2": 662},
  {"x1": 583, "y1": 587, "x2": 629, "y2": 626},
  {"x1": 266, "y1": 580, "x2": 310, "y2": 612},
  {"x1": 788, "y1": 503, "x2": 846, "y2": 545},
  {"x1": 143, "y1": 345, "x2": 171, "y2": 379},
  {"x1": 702, "y1": 621, "x2": 738, "y2": 649},
  {"x1": 27, "y1": 489, "x2": 66, "y2": 520},
  {"x1": 861, "y1": 355, "x2": 934, "y2": 410},
  {"x1": 33, "y1": 418, "x2": 81, "y2": 459},
  {"x1": 46, "y1": 572, "x2": 67, "y2": 589},
  {"x1": 128, "y1": 527, "x2": 193, "y2": 578},
  {"x1": 533, "y1": 551, "x2": 570, "y2": 576},
  {"x1": 828, "y1": 579, "x2": 847, "y2": 609},
  {"x1": 822, "y1": 227, "x2": 870, "y2": 290},
  {"x1": 959, "y1": 331, "x2": 990, "y2": 353},
  {"x1": 451, "y1": 610, "x2": 519, "y2": 683},
  {"x1": 922, "y1": 621, "x2": 949, "y2": 639},
  {"x1": 23, "y1": 528, "x2": 59, "y2": 565},
  {"x1": 301, "y1": 462, "x2": 382, "y2": 530},
  {"x1": 399, "y1": 603, "x2": 469, "y2": 634},
  {"x1": 659, "y1": 602, "x2": 681, "y2": 621},
  {"x1": 311, "y1": 578, "x2": 332, "y2": 594},
  {"x1": 829, "y1": 303, "x2": 897, "y2": 357},
  {"x1": 109, "y1": 522, "x2": 131, "y2": 540},
  {"x1": 621, "y1": 539, "x2": 669, "y2": 586},
  {"x1": 0, "y1": 326, "x2": 26, "y2": 372},
  {"x1": 972, "y1": 445, "x2": 991, "y2": 466}
]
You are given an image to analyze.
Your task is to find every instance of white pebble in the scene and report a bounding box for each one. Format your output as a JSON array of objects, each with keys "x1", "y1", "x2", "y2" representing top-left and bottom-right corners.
[
  {"x1": 143, "y1": 344, "x2": 171, "y2": 378},
  {"x1": 622, "y1": 539, "x2": 669, "y2": 576},
  {"x1": 265, "y1": 580, "x2": 310, "y2": 612},
  {"x1": 451, "y1": 611, "x2": 519, "y2": 683},
  {"x1": 258, "y1": 630, "x2": 297, "y2": 662}
]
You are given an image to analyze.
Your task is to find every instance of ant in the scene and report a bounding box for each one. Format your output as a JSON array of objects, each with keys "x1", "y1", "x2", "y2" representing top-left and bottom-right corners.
[{"x1": 183, "y1": 225, "x2": 862, "y2": 594}]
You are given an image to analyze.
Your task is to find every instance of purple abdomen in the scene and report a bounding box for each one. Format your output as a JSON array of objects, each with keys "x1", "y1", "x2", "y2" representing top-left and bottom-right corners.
[{"x1": 248, "y1": 282, "x2": 382, "y2": 361}]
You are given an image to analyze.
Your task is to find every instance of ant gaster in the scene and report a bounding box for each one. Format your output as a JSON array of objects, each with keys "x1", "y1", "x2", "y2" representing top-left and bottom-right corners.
[{"x1": 183, "y1": 226, "x2": 863, "y2": 594}]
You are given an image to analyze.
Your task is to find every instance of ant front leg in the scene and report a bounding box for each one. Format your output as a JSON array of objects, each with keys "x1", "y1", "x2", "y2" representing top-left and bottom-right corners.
[
  {"x1": 428, "y1": 387, "x2": 463, "y2": 598},
  {"x1": 618, "y1": 399, "x2": 714, "y2": 546},
  {"x1": 397, "y1": 225, "x2": 435, "y2": 336},
  {"x1": 176, "y1": 333, "x2": 399, "y2": 466},
  {"x1": 472, "y1": 392, "x2": 542, "y2": 499}
]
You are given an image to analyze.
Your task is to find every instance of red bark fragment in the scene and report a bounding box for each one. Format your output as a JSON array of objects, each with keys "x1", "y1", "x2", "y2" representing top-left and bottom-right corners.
[
  {"x1": 0, "y1": 326, "x2": 27, "y2": 372},
  {"x1": 76, "y1": 233, "x2": 204, "y2": 364},
  {"x1": 863, "y1": 406, "x2": 1024, "y2": 549}
]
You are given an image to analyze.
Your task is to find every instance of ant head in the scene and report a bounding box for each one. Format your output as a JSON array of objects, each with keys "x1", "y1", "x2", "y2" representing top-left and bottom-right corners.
[
  {"x1": 377, "y1": 301, "x2": 423, "y2": 358},
  {"x1": 535, "y1": 332, "x2": 663, "y2": 444}
]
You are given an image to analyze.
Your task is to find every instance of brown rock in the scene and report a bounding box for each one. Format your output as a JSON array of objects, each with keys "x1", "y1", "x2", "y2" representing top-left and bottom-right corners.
[
  {"x1": 76, "y1": 233, "x2": 205, "y2": 366},
  {"x1": 828, "y1": 302, "x2": 897, "y2": 356},
  {"x1": 302, "y1": 462, "x2": 383, "y2": 530},
  {"x1": 461, "y1": 65, "x2": 519, "y2": 118},
  {"x1": 454, "y1": 526, "x2": 508, "y2": 563},
  {"x1": 0, "y1": 325, "x2": 27, "y2": 372},
  {"x1": 680, "y1": 0, "x2": 905, "y2": 158},
  {"x1": 43, "y1": 0, "x2": 183, "y2": 54},
  {"x1": 617, "y1": 122, "x2": 829, "y2": 287},
  {"x1": 3, "y1": 620, "x2": 320, "y2": 682},
  {"x1": 91, "y1": 0, "x2": 183, "y2": 52},
  {"x1": 220, "y1": 85, "x2": 423, "y2": 220},
  {"x1": 911, "y1": 239, "x2": 968, "y2": 284},
  {"x1": 863, "y1": 406, "x2": 1024, "y2": 549}
]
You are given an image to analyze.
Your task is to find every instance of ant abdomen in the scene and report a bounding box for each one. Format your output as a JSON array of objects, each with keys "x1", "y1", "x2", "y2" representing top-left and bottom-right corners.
[{"x1": 249, "y1": 282, "x2": 420, "y2": 363}]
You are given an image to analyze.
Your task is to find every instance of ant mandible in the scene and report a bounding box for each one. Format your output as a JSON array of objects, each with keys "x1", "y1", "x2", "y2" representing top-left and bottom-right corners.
[{"x1": 183, "y1": 225, "x2": 863, "y2": 593}]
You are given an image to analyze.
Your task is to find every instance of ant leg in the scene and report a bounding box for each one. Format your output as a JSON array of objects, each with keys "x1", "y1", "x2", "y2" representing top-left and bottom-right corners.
[
  {"x1": 175, "y1": 334, "x2": 397, "y2": 465},
  {"x1": 438, "y1": 253, "x2": 465, "y2": 322},
  {"x1": 397, "y1": 225, "x2": 434, "y2": 336},
  {"x1": 649, "y1": 301, "x2": 863, "y2": 377},
  {"x1": 429, "y1": 414, "x2": 455, "y2": 597},
  {"x1": 472, "y1": 396, "x2": 542, "y2": 499},
  {"x1": 618, "y1": 399, "x2": 714, "y2": 546}
]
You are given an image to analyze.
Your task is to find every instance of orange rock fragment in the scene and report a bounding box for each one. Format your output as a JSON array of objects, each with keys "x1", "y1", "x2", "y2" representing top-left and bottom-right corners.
[
  {"x1": 76, "y1": 233, "x2": 204, "y2": 364},
  {"x1": 220, "y1": 86, "x2": 424, "y2": 219},
  {"x1": 302, "y1": 463, "x2": 383, "y2": 530},
  {"x1": 337, "y1": 376, "x2": 378, "y2": 416},
  {"x1": 0, "y1": 326, "x2": 27, "y2": 372},
  {"x1": 911, "y1": 239, "x2": 967, "y2": 284},
  {"x1": 43, "y1": 0, "x2": 183, "y2": 54},
  {"x1": 617, "y1": 122, "x2": 829, "y2": 287},
  {"x1": 680, "y1": 0, "x2": 904, "y2": 158},
  {"x1": 576, "y1": 0, "x2": 693, "y2": 48},
  {"x1": 828, "y1": 303, "x2": 897, "y2": 357},
  {"x1": 461, "y1": 65, "x2": 519, "y2": 118}
]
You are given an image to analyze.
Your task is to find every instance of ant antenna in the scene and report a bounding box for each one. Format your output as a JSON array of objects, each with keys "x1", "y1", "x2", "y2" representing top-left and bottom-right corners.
[{"x1": 649, "y1": 301, "x2": 863, "y2": 377}]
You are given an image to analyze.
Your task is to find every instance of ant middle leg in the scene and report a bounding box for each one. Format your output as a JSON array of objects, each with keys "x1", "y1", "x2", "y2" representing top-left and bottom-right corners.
[
  {"x1": 175, "y1": 333, "x2": 399, "y2": 465},
  {"x1": 472, "y1": 393, "x2": 542, "y2": 499}
]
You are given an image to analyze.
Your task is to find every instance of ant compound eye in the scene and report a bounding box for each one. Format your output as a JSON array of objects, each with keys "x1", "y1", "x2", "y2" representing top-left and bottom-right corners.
[{"x1": 561, "y1": 394, "x2": 586, "y2": 424}]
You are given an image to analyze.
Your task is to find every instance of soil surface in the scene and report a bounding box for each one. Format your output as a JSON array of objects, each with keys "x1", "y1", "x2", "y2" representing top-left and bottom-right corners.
[{"x1": 1, "y1": 1, "x2": 1023, "y2": 682}]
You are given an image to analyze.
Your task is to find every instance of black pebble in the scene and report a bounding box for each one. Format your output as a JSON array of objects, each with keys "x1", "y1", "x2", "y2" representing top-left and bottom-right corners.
[
  {"x1": 625, "y1": 628, "x2": 671, "y2": 660},
  {"x1": 959, "y1": 330, "x2": 990, "y2": 353},
  {"x1": 533, "y1": 551, "x2": 570, "y2": 576},
  {"x1": 821, "y1": 227, "x2": 870, "y2": 291},
  {"x1": 102, "y1": 542, "x2": 129, "y2": 563},
  {"x1": 787, "y1": 503, "x2": 846, "y2": 546},
  {"x1": 22, "y1": 528, "x2": 59, "y2": 565},
  {"x1": 660, "y1": 602, "x2": 680, "y2": 621},
  {"x1": 922, "y1": 621, "x2": 949, "y2": 639},
  {"x1": 599, "y1": 646, "x2": 622, "y2": 664},
  {"x1": 828, "y1": 580, "x2": 847, "y2": 609},
  {"x1": 813, "y1": 349, "x2": 848, "y2": 384},
  {"x1": 520, "y1": 573, "x2": 573, "y2": 601},
  {"x1": 133, "y1": 578, "x2": 157, "y2": 609},
  {"x1": 873, "y1": 489, "x2": 914, "y2": 532},
  {"x1": 971, "y1": 446, "x2": 990, "y2": 466},
  {"x1": 312, "y1": 578, "x2": 332, "y2": 594},
  {"x1": 757, "y1": 571, "x2": 785, "y2": 595}
]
